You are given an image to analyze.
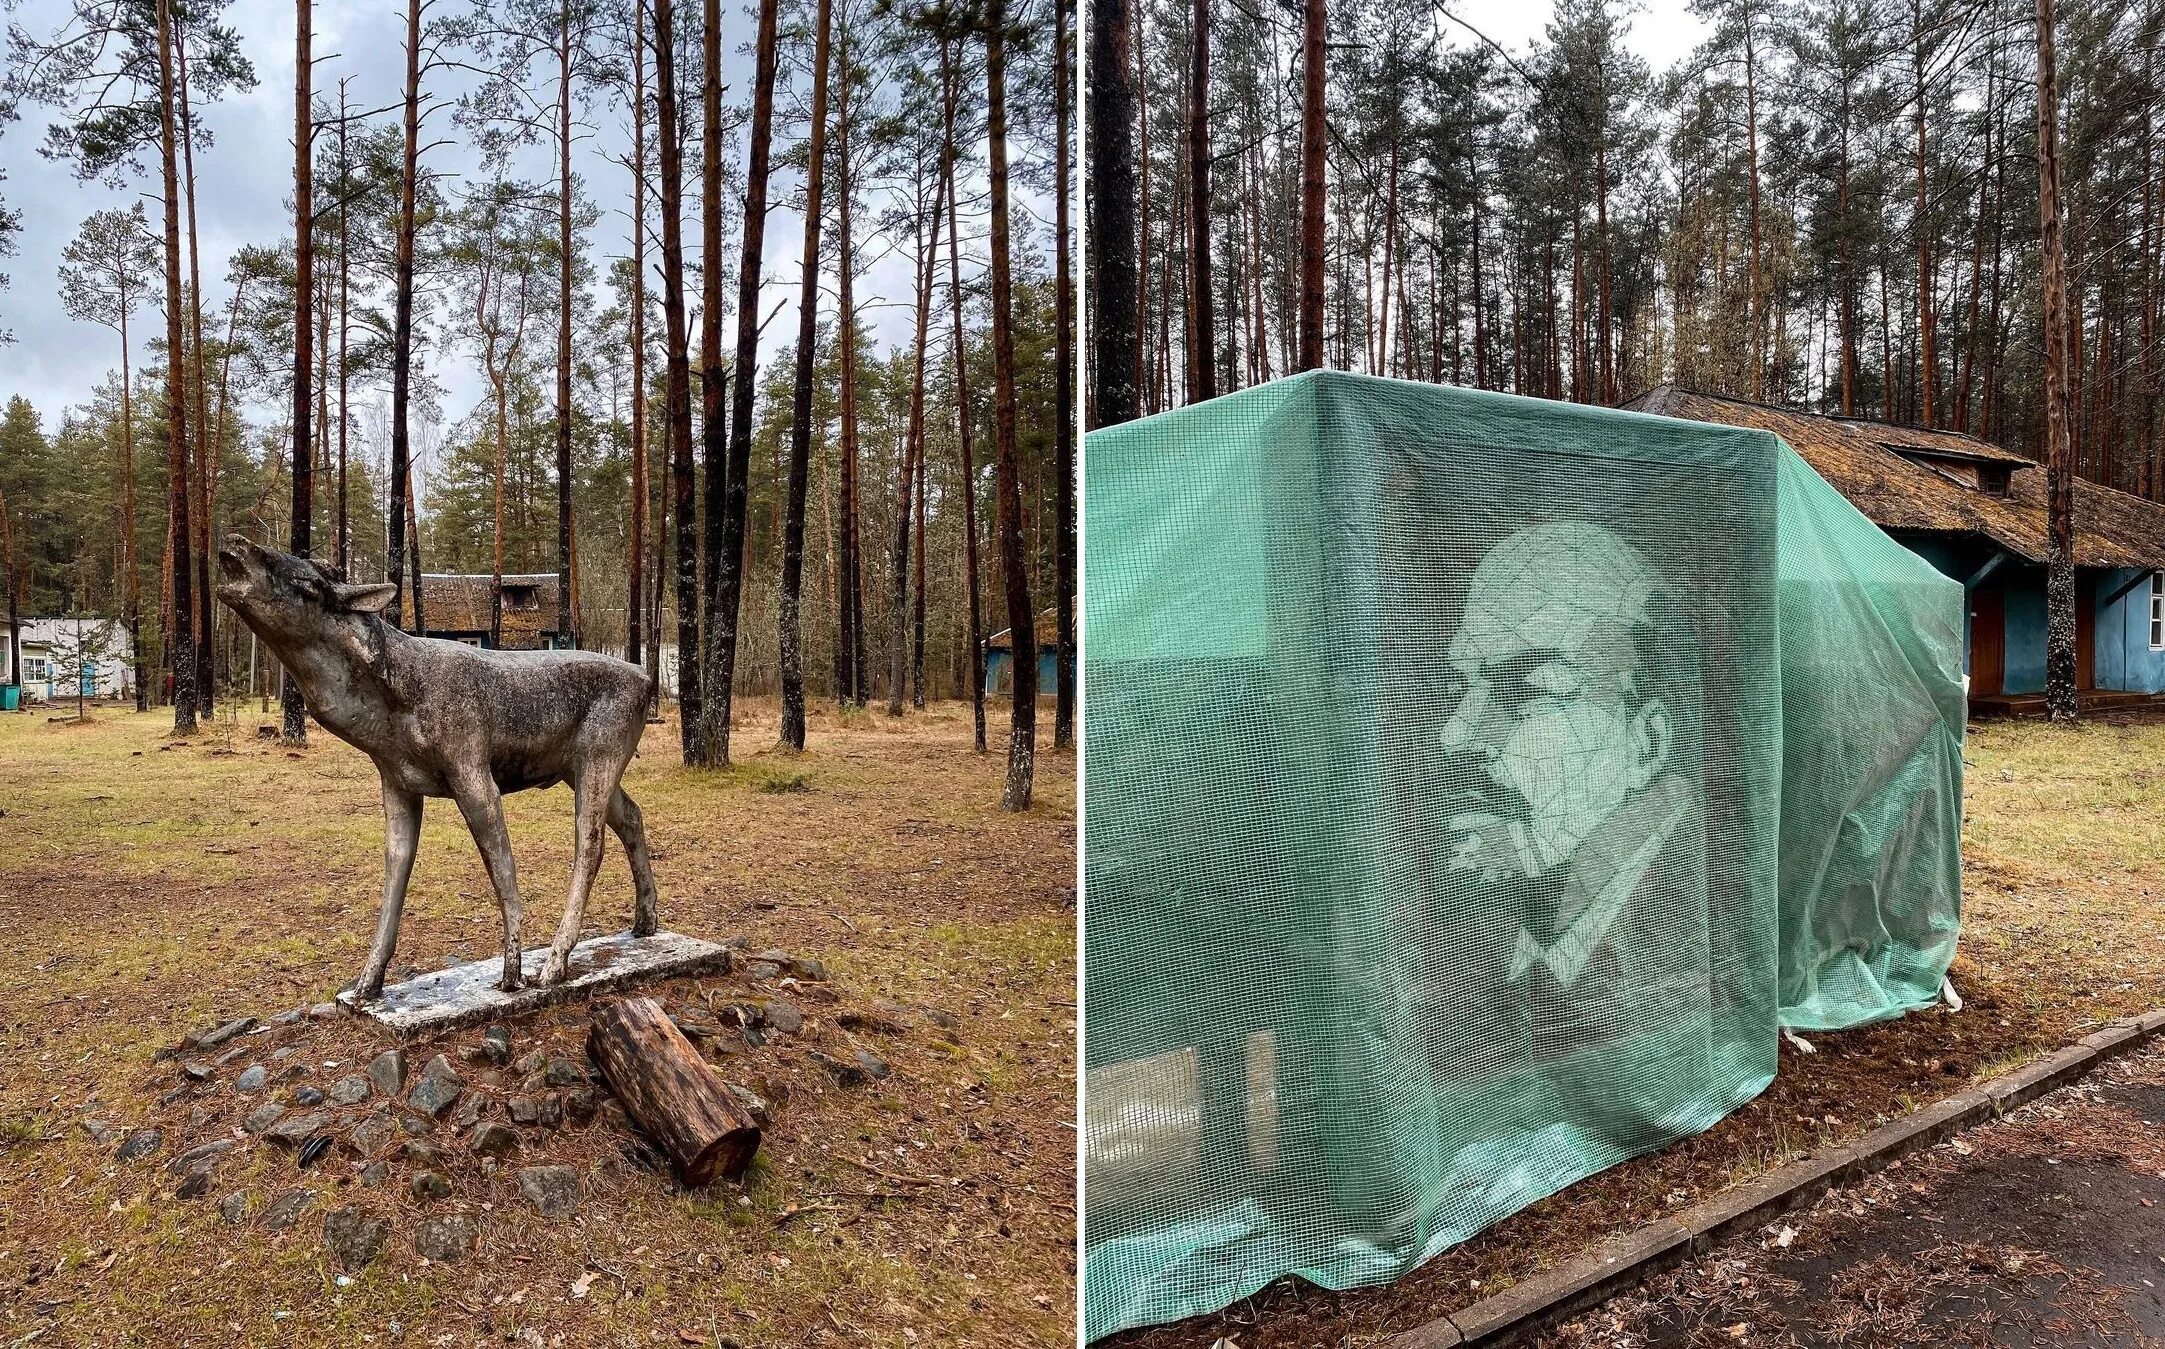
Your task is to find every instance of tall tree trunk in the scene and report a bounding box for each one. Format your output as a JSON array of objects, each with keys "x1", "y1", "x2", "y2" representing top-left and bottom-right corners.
[
  {"x1": 723, "y1": 0, "x2": 779, "y2": 745},
  {"x1": 1136, "y1": 0, "x2": 1155, "y2": 409},
  {"x1": 835, "y1": 28, "x2": 865, "y2": 708},
  {"x1": 120, "y1": 295, "x2": 144, "y2": 710},
  {"x1": 911, "y1": 418, "x2": 926, "y2": 707},
  {"x1": 1, "y1": 489, "x2": 19, "y2": 703},
  {"x1": 1744, "y1": 5, "x2": 1763, "y2": 400},
  {"x1": 940, "y1": 35, "x2": 986, "y2": 753},
  {"x1": 777, "y1": 0, "x2": 832, "y2": 750},
  {"x1": 491, "y1": 354, "x2": 510, "y2": 649},
  {"x1": 628, "y1": 6, "x2": 648, "y2": 670},
  {"x1": 1297, "y1": 0, "x2": 1325, "y2": 370},
  {"x1": 889, "y1": 166, "x2": 941, "y2": 718},
  {"x1": 655, "y1": 0, "x2": 700, "y2": 756},
  {"x1": 279, "y1": 0, "x2": 309, "y2": 741},
  {"x1": 1089, "y1": 0, "x2": 1139, "y2": 425},
  {"x1": 694, "y1": 0, "x2": 726, "y2": 763},
  {"x1": 1186, "y1": 0, "x2": 1214, "y2": 401},
  {"x1": 1838, "y1": 124, "x2": 1858, "y2": 414},
  {"x1": 2036, "y1": 0, "x2": 2076, "y2": 723},
  {"x1": 1053, "y1": 0, "x2": 1075, "y2": 750},
  {"x1": 557, "y1": 14, "x2": 578, "y2": 651},
  {"x1": 984, "y1": 0, "x2": 1035, "y2": 810},
  {"x1": 1595, "y1": 84, "x2": 1614, "y2": 404},
  {"x1": 177, "y1": 24, "x2": 214, "y2": 716},
  {"x1": 388, "y1": 0, "x2": 422, "y2": 628},
  {"x1": 1914, "y1": 0, "x2": 1937, "y2": 426},
  {"x1": 335, "y1": 81, "x2": 351, "y2": 576}
]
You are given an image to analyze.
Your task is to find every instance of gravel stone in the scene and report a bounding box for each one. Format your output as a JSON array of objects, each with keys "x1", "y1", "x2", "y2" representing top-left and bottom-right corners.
[
  {"x1": 290, "y1": 1086, "x2": 326, "y2": 1107},
  {"x1": 234, "y1": 1065, "x2": 269, "y2": 1094},
  {"x1": 481, "y1": 1026, "x2": 513, "y2": 1065},
  {"x1": 115, "y1": 1128, "x2": 162, "y2": 1162},
  {"x1": 349, "y1": 1117, "x2": 396, "y2": 1157},
  {"x1": 516, "y1": 1165, "x2": 582, "y2": 1218},
  {"x1": 468, "y1": 1122, "x2": 518, "y2": 1157},
  {"x1": 328, "y1": 1075, "x2": 371, "y2": 1106},
  {"x1": 413, "y1": 1213, "x2": 477, "y2": 1262},
  {"x1": 262, "y1": 1188, "x2": 317, "y2": 1231},
  {"x1": 244, "y1": 1102, "x2": 289, "y2": 1134},
  {"x1": 190, "y1": 1017, "x2": 256, "y2": 1050},
  {"x1": 410, "y1": 1170, "x2": 452, "y2": 1201},
  {"x1": 322, "y1": 1206, "x2": 387, "y2": 1271},
  {"x1": 366, "y1": 1050, "x2": 407, "y2": 1098},
  {"x1": 358, "y1": 1161, "x2": 390, "y2": 1186},
  {"x1": 164, "y1": 1139, "x2": 236, "y2": 1175},
  {"x1": 407, "y1": 1056, "x2": 462, "y2": 1116},
  {"x1": 761, "y1": 999, "x2": 805, "y2": 1036},
  {"x1": 264, "y1": 1112, "x2": 332, "y2": 1147},
  {"x1": 218, "y1": 1191, "x2": 252, "y2": 1224},
  {"x1": 508, "y1": 1094, "x2": 562, "y2": 1129},
  {"x1": 543, "y1": 1057, "x2": 585, "y2": 1088}
]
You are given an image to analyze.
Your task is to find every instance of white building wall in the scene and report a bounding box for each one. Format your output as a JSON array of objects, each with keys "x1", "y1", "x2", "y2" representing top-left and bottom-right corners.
[{"x1": 3, "y1": 617, "x2": 136, "y2": 701}]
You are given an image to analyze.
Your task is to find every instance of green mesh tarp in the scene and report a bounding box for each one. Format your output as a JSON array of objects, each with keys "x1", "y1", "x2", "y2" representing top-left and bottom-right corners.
[{"x1": 1082, "y1": 371, "x2": 1964, "y2": 1341}]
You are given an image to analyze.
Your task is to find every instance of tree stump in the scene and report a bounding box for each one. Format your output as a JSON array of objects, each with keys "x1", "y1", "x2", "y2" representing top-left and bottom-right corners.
[{"x1": 586, "y1": 996, "x2": 762, "y2": 1186}]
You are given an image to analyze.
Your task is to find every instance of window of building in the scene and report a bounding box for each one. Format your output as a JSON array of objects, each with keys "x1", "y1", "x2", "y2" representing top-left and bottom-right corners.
[
  {"x1": 24, "y1": 657, "x2": 48, "y2": 681},
  {"x1": 2150, "y1": 572, "x2": 2163, "y2": 650}
]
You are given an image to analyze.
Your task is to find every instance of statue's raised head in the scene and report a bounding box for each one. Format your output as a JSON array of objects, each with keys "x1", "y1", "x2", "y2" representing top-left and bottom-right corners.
[{"x1": 216, "y1": 533, "x2": 396, "y2": 648}]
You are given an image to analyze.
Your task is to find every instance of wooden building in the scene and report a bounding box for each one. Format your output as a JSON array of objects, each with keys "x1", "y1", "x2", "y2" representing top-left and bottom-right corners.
[
  {"x1": 1627, "y1": 386, "x2": 2165, "y2": 709},
  {"x1": 415, "y1": 573, "x2": 567, "y2": 651},
  {"x1": 985, "y1": 605, "x2": 1071, "y2": 698}
]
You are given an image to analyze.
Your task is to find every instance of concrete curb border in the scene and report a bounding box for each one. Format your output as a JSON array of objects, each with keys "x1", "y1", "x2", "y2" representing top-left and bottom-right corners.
[{"x1": 1392, "y1": 1007, "x2": 2165, "y2": 1349}]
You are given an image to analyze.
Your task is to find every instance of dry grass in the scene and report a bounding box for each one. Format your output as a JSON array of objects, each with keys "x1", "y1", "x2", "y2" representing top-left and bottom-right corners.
[
  {"x1": 0, "y1": 696, "x2": 1076, "y2": 1349},
  {"x1": 1107, "y1": 712, "x2": 2165, "y2": 1349}
]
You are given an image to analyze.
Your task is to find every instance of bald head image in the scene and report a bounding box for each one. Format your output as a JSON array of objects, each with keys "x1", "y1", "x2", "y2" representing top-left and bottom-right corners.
[{"x1": 1438, "y1": 521, "x2": 1693, "y2": 989}]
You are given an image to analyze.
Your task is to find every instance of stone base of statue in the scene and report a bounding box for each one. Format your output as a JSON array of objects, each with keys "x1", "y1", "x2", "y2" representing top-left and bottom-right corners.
[{"x1": 338, "y1": 930, "x2": 733, "y2": 1035}]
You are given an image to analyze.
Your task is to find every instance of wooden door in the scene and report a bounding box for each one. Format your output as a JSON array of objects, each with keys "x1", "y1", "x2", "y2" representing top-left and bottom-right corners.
[{"x1": 1970, "y1": 586, "x2": 2005, "y2": 696}]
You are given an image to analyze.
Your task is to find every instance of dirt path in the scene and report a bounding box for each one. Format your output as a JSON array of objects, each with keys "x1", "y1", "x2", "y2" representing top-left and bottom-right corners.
[{"x1": 1551, "y1": 1037, "x2": 2165, "y2": 1348}]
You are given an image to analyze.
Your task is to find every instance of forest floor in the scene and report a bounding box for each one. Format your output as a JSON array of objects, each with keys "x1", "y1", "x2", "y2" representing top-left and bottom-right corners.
[
  {"x1": 0, "y1": 696, "x2": 1076, "y2": 1349},
  {"x1": 1106, "y1": 711, "x2": 2165, "y2": 1349},
  {"x1": 1543, "y1": 1033, "x2": 2165, "y2": 1348}
]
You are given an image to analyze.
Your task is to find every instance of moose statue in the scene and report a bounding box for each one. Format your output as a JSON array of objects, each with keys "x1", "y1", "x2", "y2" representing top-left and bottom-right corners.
[{"x1": 215, "y1": 534, "x2": 659, "y2": 999}]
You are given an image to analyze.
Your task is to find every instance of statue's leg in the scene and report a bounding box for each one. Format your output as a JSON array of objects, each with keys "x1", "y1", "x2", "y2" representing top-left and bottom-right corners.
[
  {"x1": 541, "y1": 770, "x2": 614, "y2": 985},
  {"x1": 451, "y1": 774, "x2": 526, "y2": 993},
  {"x1": 354, "y1": 780, "x2": 423, "y2": 999},
  {"x1": 607, "y1": 788, "x2": 660, "y2": 937}
]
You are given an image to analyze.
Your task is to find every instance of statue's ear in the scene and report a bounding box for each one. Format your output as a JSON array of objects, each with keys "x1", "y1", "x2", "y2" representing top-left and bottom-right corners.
[{"x1": 333, "y1": 582, "x2": 399, "y2": 614}]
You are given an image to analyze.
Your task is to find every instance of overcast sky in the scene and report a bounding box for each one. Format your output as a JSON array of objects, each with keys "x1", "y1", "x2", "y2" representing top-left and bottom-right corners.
[{"x1": 0, "y1": 0, "x2": 1688, "y2": 442}]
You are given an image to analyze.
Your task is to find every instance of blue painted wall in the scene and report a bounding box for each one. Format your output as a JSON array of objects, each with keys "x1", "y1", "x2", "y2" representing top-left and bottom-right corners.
[
  {"x1": 1887, "y1": 534, "x2": 2165, "y2": 694},
  {"x1": 985, "y1": 648, "x2": 1061, "y2": 698},
  {"x1": 2096, "y1": 568, "x2": 2165, "y2": 694},
  {"x1": 2002, "y1": 584, "x2": 2048, "y2": 694}
]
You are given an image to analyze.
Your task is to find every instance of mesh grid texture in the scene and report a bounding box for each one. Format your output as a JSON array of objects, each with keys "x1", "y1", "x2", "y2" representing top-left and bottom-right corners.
[{"x1": 1082, "y1": 371, "x2": 1965, "y2": 1340}]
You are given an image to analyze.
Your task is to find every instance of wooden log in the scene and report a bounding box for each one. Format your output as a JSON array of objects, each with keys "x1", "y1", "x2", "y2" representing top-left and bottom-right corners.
[{"x1": 587, "y1": 995, "x2": 762, "y2": 1186}]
